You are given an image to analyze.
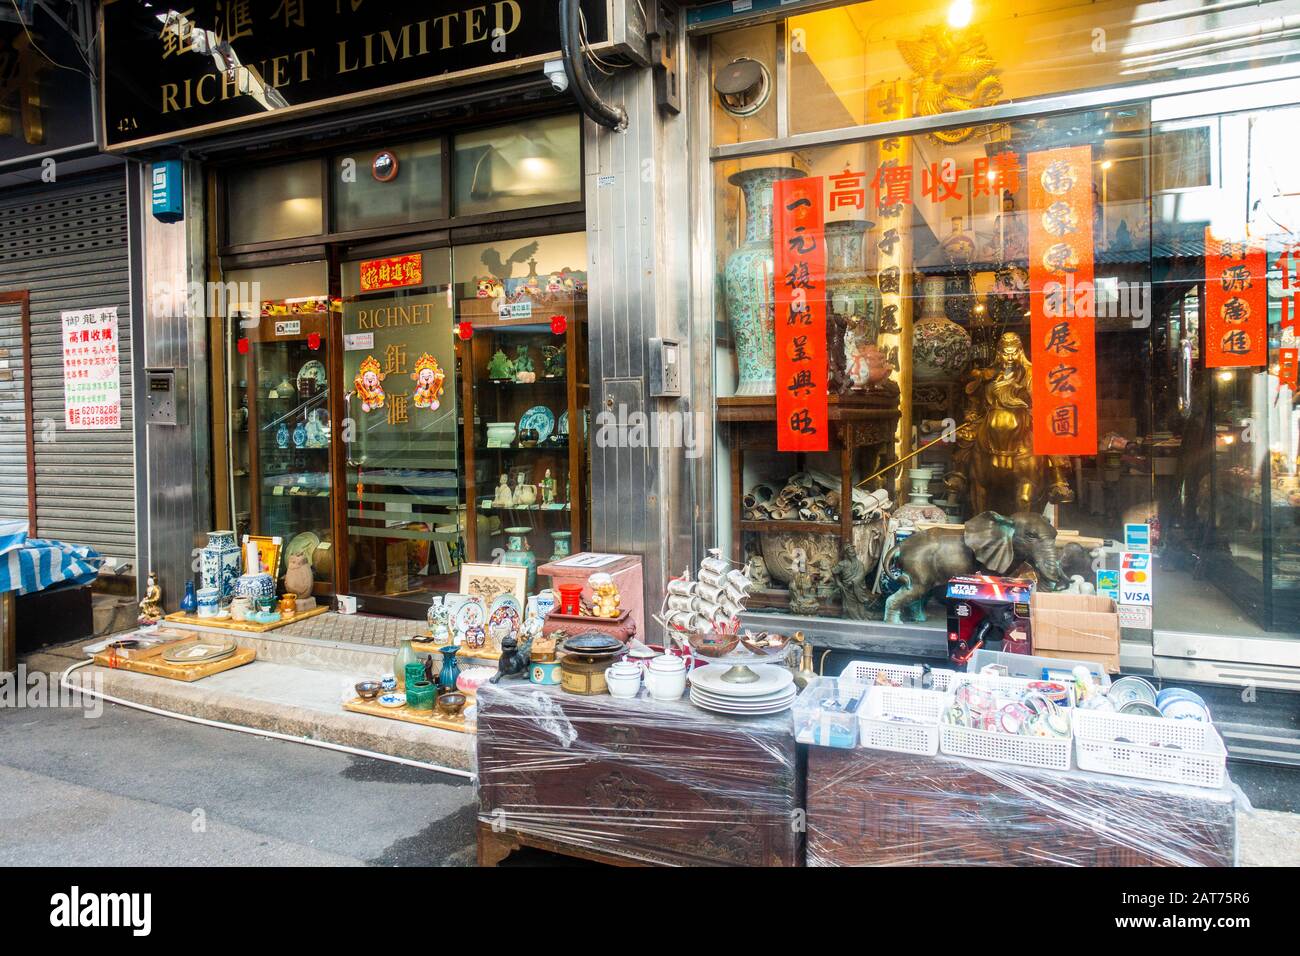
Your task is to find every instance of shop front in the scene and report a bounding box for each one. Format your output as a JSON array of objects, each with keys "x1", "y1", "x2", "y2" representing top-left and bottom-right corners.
[
  {"x1": 685, "y1": 0, "x2": 1300, "y2": 693},
  {"x1": 100, "y1": 1, "x2": 676, "y2": 621}
]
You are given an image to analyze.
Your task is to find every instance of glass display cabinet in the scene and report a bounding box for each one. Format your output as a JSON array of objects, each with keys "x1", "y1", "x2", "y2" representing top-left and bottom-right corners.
[{"x1": 457, "y1": 274, "x2": 590, "y2": 570}]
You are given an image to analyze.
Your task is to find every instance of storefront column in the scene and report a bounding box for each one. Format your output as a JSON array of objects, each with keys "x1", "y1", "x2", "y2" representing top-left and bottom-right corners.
[
  {"x1": 133, "y1": 160, "x2": 213, "y2": 602},
  {"x1": 583, "y1": 65, "x2": 694, "y2": 616}
]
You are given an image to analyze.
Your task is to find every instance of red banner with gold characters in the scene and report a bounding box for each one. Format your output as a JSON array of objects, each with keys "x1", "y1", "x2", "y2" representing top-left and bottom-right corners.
[
  {"x1": 773, "y1": 176, "x2": 829, "y2": 452},
  {"x1": 1204, "y1": 230, "x2": 1267, "y2": 368},
  {"x1": 1272, "y1": 238, "x2": 1300, "y2": 387},
  {"x1": 360, "y1": 254, "x2": 424, "y2": 292},
  {"x1": 1028, "y1": 145, "x2": 1097, "y2": 456}
]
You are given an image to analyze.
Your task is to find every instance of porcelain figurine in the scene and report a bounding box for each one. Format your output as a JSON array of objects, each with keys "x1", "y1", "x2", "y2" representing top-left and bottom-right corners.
[
  {"x1": 493, "y1": 473, "x2": 515, "y2": 509},
  {"x1": 787, "y1": 548, "x2": 821, "y2": 617},
  {"x1": 540, "y1": 469, "x2": 558, "y2": 506},
  {"x1": 487, "y1": 349, "x2": 515, "y2": 382},
  {"x1": 588, "y1": 572, "x2": 622, "y2": 619},
  {"x1": 745, "y1": 547, "x2": 772, "y2": 590},
  {"x1": 514, "y1": 475, "x2": 537, "y2": 507},
  {"x1": 138, "y1": 572, "x2": 164, "y2": 625}
]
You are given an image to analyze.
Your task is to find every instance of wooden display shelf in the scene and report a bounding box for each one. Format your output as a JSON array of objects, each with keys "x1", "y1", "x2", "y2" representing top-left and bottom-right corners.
[
  {"x1": 162, "y1": 603, "x2": 329, "y2": 633},
  {"x1": 343, "y1": 696, "x2": 472, "y2": 734},
  {"x1": 93, "y1": 637, "x2": 256, "y2": 683}
]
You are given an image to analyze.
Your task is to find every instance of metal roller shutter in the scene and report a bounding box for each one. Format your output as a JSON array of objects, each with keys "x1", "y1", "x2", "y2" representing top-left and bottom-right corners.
[{"x1": 0, "y1": 169, "x2": 136, "y2": 568}]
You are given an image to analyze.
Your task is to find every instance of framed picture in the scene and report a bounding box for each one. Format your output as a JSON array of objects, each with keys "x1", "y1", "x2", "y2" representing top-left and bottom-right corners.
[
  {"x1": 242, "y1": 534, "x2": 283, "y2": 580},
  {"x1": 459, "y1": 562, "x2": 527, "y2": 608}
]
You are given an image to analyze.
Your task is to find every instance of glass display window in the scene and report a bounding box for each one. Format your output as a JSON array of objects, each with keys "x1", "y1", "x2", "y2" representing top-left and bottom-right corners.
[
  {"x1": 453, "y1": 114, "x2": 582, "y2": 217},
  {"x1": 707, "y1": 13, "x2": 1300, "y2": 642},
  {"x1": 225, "y1": 158, "x2": 325, "y2": 246},
  {"x1": 334, "y1": 138, "x2": 445, "y2": 233}
]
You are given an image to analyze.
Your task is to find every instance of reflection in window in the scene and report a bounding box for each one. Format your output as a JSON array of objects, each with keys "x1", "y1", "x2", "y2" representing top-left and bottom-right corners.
[
  {"x1": 335, "y1": 139, "x2": 444, "y2": 232},
  {"x1": 226, "y1": 159, "x2": 324, "y2": 245},
  {"x1": 453, "y1": 114, "x2": 582, "y2": 216}
]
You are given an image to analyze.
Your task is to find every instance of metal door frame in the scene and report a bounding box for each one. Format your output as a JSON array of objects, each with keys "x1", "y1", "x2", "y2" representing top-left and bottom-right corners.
[{"x1": 0, "y1": 290, "x2": 36, "y2": 537}]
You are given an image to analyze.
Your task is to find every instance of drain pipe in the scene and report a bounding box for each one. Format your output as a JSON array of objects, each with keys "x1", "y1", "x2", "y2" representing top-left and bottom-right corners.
[
  {"x1": 60, "y1": 658, "x2": 474, "y2": 781},
  {"x1": 559, "y1": 0, "x2": 628, "y2": 132}
]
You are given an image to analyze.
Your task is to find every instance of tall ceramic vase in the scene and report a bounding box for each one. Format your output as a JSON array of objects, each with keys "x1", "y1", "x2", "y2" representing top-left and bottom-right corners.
[
  {"x1": 200, "y1": 531, "x2": 241, "y2": 604},
  {"x1": 824, "y1": 219, "x2": 883, "y2": 389},
  {"x1": 912, "y1": 275, "x2": 972, "y2": 384},
  {"x1": 724, "y1": 166, "x2": 805, "y2": 396}
]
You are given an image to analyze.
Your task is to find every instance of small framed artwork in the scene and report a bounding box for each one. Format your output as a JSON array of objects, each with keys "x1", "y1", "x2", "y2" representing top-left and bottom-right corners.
[
  {"x1": 242, "y1": 534, "x2": 283, "y2": 580},
  {"x1": 459, "y1": 562, "x2": 527, "y2": 608}
]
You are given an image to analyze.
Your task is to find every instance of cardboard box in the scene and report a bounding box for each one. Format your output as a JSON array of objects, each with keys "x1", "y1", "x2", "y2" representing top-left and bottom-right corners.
[{"x1": 1030, "y1": 592, "x2": 1121, "y2": 673}]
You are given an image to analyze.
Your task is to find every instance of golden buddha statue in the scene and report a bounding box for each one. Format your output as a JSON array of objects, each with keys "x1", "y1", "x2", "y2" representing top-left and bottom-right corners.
[
  {"x1": 138, "y1": 571, "x2": 164, "y2": 625},
  {"x1": 949, "y1": 332, "x2": 1073, "y2": 516}
]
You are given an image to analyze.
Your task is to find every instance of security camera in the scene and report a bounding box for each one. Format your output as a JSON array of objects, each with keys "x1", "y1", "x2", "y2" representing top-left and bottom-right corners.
[{"x1": 544, "y1": 59, "x2": 569, "y2": 93}]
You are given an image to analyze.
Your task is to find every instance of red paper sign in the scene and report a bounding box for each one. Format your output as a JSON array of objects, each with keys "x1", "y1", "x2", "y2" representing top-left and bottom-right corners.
[
  {"x1": 1028, "y1": 145, "x2": 1097, "y2": 456},
  {"x1": 1280, "y1": 348, "x2": 1299, "y2": 388},
  {"x1": 359, "y1": 253, "x2": 424, "y2": 292},
  {"x1": 773, "y1": 176, "x2": 829, "y2": 452},
  {"x1": 1205, "y1": 230, "x2": 1267, "y2": 368}
]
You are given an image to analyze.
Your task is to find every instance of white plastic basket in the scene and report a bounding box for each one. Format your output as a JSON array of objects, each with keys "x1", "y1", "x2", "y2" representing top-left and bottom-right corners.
[
  {"x1": 939, "y1": 719, "x2": 1074, "y2": 771},
  {"x1": 967, "y1": 649, "x2": 1112, "y2": 689},
  {"x1": 857, "y1": 686, "x2": 946, "y2": 756},
  {"x1": 792, "y1": 676, "x2": 863, "y2": 749},
  {"x1": 945, "y1": 671, "x2": 1077, "y2": 707},
  {"x1": 1073, "y1": 710, "x2": 1227, "y2": 789},
  {"x1": 839, "y1": 659, "x2": 959, "y2": 694}
]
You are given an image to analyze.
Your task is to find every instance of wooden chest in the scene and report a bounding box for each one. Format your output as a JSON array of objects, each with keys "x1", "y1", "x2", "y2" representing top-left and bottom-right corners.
[
  {"x1": 476, "y1": 683, "x2": 802, "y2": 866},
  {"x1": 807, "y1": 747, "x2": 1237, "y2": 867}
]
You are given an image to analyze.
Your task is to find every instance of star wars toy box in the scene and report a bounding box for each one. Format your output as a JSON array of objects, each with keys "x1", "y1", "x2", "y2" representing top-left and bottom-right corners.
[{"x1": 946, "y1": 574, "x2": 1035, "y2": 666}]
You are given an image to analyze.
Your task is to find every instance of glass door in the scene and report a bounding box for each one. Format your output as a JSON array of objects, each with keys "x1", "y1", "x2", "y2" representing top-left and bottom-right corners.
[
  {"x1": 340, "y1": 248, "x2": 461, "y2": 610},
  {"x1": 226, "y1": 261, "x2": 335, "y2": 595}
]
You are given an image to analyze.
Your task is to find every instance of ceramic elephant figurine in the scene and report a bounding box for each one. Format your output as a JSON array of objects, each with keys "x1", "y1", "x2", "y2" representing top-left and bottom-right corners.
[{"x1": 878, "y1": 511, "x2": 1069, "y2": 623}]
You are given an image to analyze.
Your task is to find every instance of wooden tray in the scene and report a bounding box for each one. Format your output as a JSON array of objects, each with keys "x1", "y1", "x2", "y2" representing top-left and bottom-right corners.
[
  {"x1": 411, "y1": 638, "x2": 502, "y2": 663},
  {"x1": 343, "y1": 696, "x2": 473, "y2": 734},
  {"x1": 163, "y1": 603, "x2": 329, "y2": 633},
  {"x1": 93, "y1": 637, "x2": 256, "y2": 682}
]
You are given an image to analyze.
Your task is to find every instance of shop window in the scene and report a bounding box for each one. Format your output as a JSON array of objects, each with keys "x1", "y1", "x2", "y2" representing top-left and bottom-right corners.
[
  {"x1": 714, "y1": 1, "x2": 1300, "y2": 141},
  {"x1": 225, "y1": 158, "x2": 325, "y2": 245},
  {"x1": 334, "y1": 139, "x2": 445, "y2": 233},
  {"x1": 451, "y1": 232, "x2": 591, "y2": 575},
  {"x1": 453, "y1": 114, "x2": 582, "y2": 217},
  {"x1": 223, "y1": 260, "x2": 335, "y2": 592},
  {"x1": 708, "y1": 92, "x2": 1299, "y2": 641}
]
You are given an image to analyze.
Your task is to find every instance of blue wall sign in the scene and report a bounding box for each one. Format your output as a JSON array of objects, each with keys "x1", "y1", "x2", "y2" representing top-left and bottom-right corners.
[{"x1": 150, "y1": 161, "x2": 184, "y2": 223}]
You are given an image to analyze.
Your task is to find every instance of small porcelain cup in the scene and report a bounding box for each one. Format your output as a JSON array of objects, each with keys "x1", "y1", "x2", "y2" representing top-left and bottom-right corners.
[{"x1": 605, "y1": 661, "x2": 643, "y2": 699}]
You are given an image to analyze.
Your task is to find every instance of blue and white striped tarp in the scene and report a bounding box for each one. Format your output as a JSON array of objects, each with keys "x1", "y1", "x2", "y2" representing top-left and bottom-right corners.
[{"x1": 0, "y1": 520, "x2": 102, "y2": 596}]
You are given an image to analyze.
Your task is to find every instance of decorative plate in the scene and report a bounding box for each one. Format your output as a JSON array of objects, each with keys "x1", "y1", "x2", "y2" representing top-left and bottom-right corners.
[
  {"x1": 378, "y1": 693, "x2": 407, "y2": 709},
  {"x1": 161, "y1": 641, "x2": 238, "y2": 664},
  {"x1": 452, "y1": 596, "x2": 486, "y2": 634},
  {"x1": 286, "y1": 531, "x2": 320, "y2": 563},
  {"x1": 297, "y1": 359, "x2": 327, "y2": 389},
  {"x1": 488, "y1": 594, "x2": 522, "y2": 639},
  {"x1": 518, "y1": 405, "x2": 555, "y2": 444}
]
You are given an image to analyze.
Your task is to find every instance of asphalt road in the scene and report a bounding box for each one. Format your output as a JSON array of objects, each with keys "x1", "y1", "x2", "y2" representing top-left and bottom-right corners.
[{"x1": 0, "y1": 699, "x2": 478, "y2": 867}]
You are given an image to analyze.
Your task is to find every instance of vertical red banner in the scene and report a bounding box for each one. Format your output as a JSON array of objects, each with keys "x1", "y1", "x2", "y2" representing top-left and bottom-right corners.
[
  {"x1": 1028, "y1": 145, "x2": 1097, "y2": 456},
  {"x1": 1205, "y1": 229, "x2": 1267, "y2": 368},
  {"x1": 1272, "y1": 239, "x2": 1299, "y2": 387},
  {"x1": 773, "y1": 176, "x2": 829, "y2": 452}
]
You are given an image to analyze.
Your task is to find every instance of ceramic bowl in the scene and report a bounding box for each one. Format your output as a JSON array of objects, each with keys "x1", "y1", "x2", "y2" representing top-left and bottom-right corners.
[
  {"x1": 436, "y1": 692, "x2": 467, "y2": 716},
  {"x1": 687, "y1": 631, "x2": 739, "y2": 658},
  {"x1": 355, "y1": 680, "x2": 382, "y2": 700}
]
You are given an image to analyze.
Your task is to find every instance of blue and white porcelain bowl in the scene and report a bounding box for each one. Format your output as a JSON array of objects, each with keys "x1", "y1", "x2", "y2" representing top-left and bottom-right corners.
[{"x1": 235, "y1": 572, "x2": 275, "y2": 604}]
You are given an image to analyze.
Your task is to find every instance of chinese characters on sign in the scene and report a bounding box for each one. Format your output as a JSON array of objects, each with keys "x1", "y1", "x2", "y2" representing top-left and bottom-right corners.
[
  {"x1": 1204, "y1": 229, "x2": 1267, "y2": 369},
  {"x1": 359, "y1": 254, "x2": 424, "y2": 293},
  {"x1": 61, "y1": 307, "x2": 122, "y2": 431},
  {"x1": 1273, "y1": 239, "x2": 1300, "y2": 387},
  {"x1": 1028, "y1": 146, "x2": 1097, "y2": 456},
  {"x1": 773, "y1": 176, "x2": 829, "y2": 453}
]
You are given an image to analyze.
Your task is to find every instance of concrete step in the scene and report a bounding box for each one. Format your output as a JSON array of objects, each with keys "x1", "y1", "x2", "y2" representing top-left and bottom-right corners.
[{"x1": 53, "y1": 632, "x2": 474, "y2": 776}]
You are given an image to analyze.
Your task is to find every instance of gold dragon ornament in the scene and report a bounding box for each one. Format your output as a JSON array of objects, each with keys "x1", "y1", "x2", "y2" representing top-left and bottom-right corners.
[{"x1": 897, "y1": 26, "x2": 1003, "y2": 145}]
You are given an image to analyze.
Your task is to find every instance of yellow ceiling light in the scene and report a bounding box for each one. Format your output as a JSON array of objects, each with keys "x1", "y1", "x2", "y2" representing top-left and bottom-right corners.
[{"x1": 947, "y1": 0, "x2": 974, "y2": 30}]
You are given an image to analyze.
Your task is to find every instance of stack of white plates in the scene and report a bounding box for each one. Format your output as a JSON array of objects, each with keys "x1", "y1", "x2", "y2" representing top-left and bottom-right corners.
[{"x1": 688, "y1": 664, "x2": 796, "y2": 716}]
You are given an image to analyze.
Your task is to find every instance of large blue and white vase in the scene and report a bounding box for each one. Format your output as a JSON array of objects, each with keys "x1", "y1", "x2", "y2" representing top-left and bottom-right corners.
[
  {"x1": 724, "y1": 166, "x2": 805, "y2": 396},
  {"x1": 200, "y1": 530, "x2": 241, "y2": 604},
  {"x1": 235, "y1": 572, "x2": 276, "y2": 606}
]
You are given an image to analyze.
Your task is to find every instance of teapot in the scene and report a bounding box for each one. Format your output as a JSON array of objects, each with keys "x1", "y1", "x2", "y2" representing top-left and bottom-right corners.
[{"x1": 643, "y1": 654, "x2": 687, "y2": 701}]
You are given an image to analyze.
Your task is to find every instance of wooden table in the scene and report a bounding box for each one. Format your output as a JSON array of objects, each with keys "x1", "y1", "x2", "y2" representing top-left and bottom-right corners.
[
  {"x1": 806, "y1": 746, "x2": 1238, "y2": 866},
  {"x1": 475, "y1": 682, "x2": 802, "y2": 867}
]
